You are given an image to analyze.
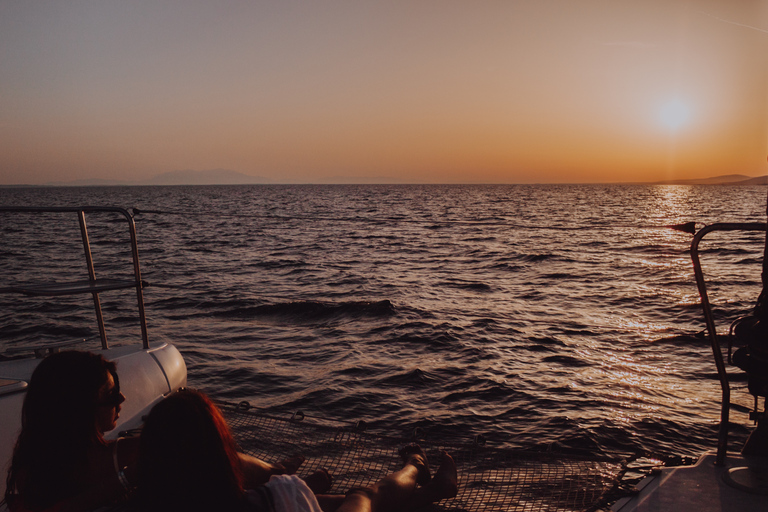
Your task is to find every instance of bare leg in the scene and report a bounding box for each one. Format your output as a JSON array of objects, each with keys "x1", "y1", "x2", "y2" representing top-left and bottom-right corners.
[
  {"x1": 274, "y1": 454, "x2": 306, "y2": 474},
  {"x1": 336, "y1": 445, "x2": 434, "y2": 512},
  {"x1": 316, "y1": 494, "x2": 347, "y2": 512},
  {"x1": 316, "y1": 455, "x2": 458, "y2": 512}
]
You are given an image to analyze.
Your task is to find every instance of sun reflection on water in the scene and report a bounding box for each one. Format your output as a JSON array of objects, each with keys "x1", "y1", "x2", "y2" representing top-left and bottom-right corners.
[{"x1": 650, "y1": 185, "x2": 696, "y2": 218}]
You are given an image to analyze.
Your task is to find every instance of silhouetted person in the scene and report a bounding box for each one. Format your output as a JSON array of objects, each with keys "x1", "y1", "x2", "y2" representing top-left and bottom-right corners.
[{"x1": 4, "y1": 351, "x2": 132, "y2": 511}]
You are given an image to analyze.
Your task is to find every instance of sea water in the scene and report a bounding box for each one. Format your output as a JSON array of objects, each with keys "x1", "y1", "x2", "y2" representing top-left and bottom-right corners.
[{"x1": 1, "y1": 184, "x2": 766, "y2": 459}]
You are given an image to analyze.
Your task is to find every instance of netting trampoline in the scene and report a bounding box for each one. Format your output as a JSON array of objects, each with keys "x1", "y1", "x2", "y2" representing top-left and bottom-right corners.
[{"x1": 219, "y1": 402, "x2": 628, "y2": 512}]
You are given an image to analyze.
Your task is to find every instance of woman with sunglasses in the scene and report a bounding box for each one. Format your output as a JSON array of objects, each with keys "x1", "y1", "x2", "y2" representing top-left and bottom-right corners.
[{"x1": 4, "y1": 351, "x2": 133, "y2": 511}]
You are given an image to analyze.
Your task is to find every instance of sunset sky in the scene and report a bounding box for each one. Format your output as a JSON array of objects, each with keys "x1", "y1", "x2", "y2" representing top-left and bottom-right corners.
[{"x1": 1, "y1": 1, "x2": 767, "y2": 185}]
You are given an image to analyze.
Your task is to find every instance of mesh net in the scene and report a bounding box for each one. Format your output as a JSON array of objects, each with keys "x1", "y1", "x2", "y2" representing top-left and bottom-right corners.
[{"x1": 220, "y1": 402, "x2": 627, "y2": 512}]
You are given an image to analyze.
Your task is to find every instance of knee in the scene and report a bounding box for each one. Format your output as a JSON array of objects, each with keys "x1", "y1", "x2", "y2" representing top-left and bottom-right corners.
[{"x1": 340, "y1": 487, "x2": 374, "y2": 512}]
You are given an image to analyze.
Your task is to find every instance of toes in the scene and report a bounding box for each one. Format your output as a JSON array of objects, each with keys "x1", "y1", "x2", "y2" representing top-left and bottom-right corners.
[{"x1": 398, "y1": 443, "x2": 424, "y2": 459}]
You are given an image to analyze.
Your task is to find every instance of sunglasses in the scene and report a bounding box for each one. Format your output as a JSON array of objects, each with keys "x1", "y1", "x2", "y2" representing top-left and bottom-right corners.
[{"x1": 96, "y1": 369, "x2": 123, "y2": 408}]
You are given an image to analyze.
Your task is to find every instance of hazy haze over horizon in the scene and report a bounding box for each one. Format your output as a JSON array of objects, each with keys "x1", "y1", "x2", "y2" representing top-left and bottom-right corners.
[{"x1": 1, "y1": 1, "x2": 767, "y2": 185}]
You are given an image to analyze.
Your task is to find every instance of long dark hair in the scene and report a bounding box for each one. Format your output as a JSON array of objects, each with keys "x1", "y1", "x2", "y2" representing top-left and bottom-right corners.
[
  {"x1": 137, "y1": 389, "x2": 246, "y2": 512},
  {"x1": 5, "y1": 350, "x2": 116, "y2": 510}
]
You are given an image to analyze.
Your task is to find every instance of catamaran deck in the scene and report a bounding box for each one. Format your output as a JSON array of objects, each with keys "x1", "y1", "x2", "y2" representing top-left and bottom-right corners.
[{"x1": 611, "y1": 452, "x2": 768, "y2": 512}]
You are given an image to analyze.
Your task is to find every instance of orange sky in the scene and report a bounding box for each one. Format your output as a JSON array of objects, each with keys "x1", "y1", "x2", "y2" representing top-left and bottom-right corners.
[{"x1": 1, "y1": 1, "x2": 767, "y2": 185}]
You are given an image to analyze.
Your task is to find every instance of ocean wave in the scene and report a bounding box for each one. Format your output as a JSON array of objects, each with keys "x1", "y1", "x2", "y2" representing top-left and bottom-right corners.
[
  {"x1": 438, "y1": 280, "x2": 493, "y2": 292},
  {"x1": 520, "y1": 253, "x2": 555, "y2": 262},
  {"x1": 541, "y1": 354, "x2": 591, "y2": 368}
]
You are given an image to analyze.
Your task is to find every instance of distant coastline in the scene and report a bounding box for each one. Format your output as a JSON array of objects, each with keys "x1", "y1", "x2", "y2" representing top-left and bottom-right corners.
[
  {"x1": 647, "y1": 174, "x2": 768, "y2": 186},
  {"x1": 44, "y1": 169, "x2": 273, "y2": 187},
  {"x1": 1, "y1": 169, "x2": 767, "y2": 187}
]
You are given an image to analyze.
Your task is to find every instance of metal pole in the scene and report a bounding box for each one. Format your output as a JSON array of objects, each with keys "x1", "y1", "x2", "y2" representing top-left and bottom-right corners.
[
  {"x1": 126, "y1": 214, "x2": 150, "y2": 349},
  {"x1": 78, "y1": 211, "x2": 109, "y2": 350}
]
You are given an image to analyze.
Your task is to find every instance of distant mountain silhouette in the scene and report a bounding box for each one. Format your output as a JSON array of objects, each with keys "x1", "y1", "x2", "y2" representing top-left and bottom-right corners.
[
  {"x1": 42, "y1": 169, "x2": 270, "y2": 186},
  {"x1": 147, "y1": 169, "x2": 270, "y2": 185},
  {"x1": 45, "y1": 178, "x2": 128, "y2": 186},
  {"x1": 735, "y1": 176, "x2": 768, "y2": 185},
  {"x1": 650, "y1": 174, "x2": 768, "y2": 185}
]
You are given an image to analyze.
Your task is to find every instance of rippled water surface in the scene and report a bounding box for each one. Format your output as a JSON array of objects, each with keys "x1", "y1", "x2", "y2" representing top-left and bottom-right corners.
[{"x1": 2, "y1": 184, "x2": 767, "y2": 459}]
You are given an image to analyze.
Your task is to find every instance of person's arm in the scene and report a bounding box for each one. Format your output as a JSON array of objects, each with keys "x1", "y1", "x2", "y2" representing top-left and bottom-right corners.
[
  {"x1": 111, "y1": 434, "x2": 303, "y2": 490},
  {"x1": 239, "y1": 453, "x2": 305, "y2": 488},
  {"x1": 110, "y1": 434, "x2": 307, "y2": 490}
]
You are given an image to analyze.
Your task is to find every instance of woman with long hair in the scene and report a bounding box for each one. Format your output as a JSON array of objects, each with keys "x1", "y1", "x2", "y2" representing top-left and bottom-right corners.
[
  {"x1": 137, "y1": 388, "x2": 321, "y2": 512},
  {"x1": 4, "y1": 350, "x2": 132, "y2": 512},
  {"x1": 136, "y1": 389, "x2": 457, "y2": 512}
]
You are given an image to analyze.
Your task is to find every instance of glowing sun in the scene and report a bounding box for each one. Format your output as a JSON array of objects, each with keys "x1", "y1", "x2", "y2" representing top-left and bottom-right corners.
[{"x1": 659, "y1": 99, "x2": 691, "y2": 131}]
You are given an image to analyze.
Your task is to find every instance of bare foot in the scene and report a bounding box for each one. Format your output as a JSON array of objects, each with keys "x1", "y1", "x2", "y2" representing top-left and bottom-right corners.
[
  {"x1": 303, "y1": 468, "x2": 333, "y2": 494},
  {"x1": 398, "y1": 444, "x2": 431, "y2": 486},
  {"x1": 426, "y1": 451, "x2": 458, "y2": 500},
  {"x1": 274, "y1": 454, "x2": 305, "y2": 475}
]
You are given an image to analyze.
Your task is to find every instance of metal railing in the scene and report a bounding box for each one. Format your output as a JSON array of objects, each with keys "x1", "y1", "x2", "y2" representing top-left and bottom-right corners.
[
  {"x1": 690, "y1": 222, "x2": 767, "y2": 465},
  {"x1": 0, "y1": 206, "x2": 149, "y2": 350}
]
